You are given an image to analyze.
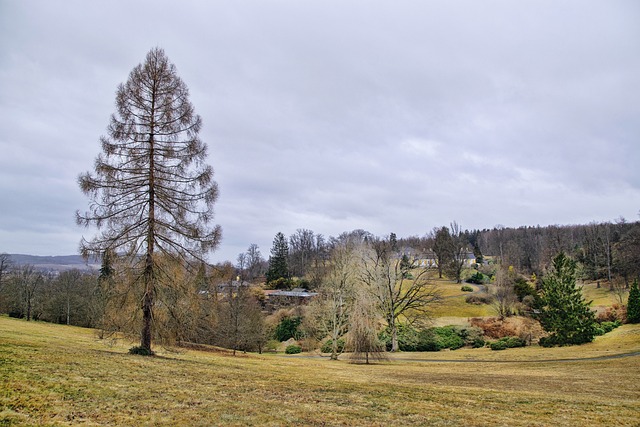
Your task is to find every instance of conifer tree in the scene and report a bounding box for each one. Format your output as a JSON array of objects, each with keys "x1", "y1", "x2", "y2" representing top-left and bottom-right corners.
[
  {"x1": 538, "y1": 252, "x2": 596, "y2": 346},
  {"x1": 266, "y1": 232, "x2": 289, "y2": 284},
  {"x1": 627, "y1": 279, "x2": 640, "y2": 323},
  {"x1": 77, "y1": 48, "x2": 221, "y2": 354}
]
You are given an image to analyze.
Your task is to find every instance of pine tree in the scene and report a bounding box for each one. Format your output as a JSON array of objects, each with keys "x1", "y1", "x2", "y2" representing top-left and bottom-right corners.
[
  {"x1": 266, "y1": 232, "x2": 289, "y2": 284},
  {"x1": 538, "y1": 252, "x2": 597, "y2": 346},
  {"x1": 627, "y1": 279, "x2": 640, "y2": 323}
]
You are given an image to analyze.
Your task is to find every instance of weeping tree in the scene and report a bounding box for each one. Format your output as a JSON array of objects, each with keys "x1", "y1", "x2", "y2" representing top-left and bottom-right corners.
[{"x1": 77, "y1": 47, "x2": 221, "y2": 354}]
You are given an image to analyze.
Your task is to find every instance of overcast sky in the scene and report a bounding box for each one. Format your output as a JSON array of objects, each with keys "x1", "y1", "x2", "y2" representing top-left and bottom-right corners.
[{"x1": 1, "y1": 0, "x2": 639, "y2": 263}]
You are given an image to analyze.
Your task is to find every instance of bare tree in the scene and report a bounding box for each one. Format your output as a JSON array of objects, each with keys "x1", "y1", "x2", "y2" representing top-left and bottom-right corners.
[
  {"x1": 445, "y1": 221, "x2": 468, "y2": 284},
  {"x1": 0, "y1": 253, "x2": 12, "y2": 291},
  {"x1": 491, "y1": 266, "x2": 519, "y2": 319},
  {"x1": 0, "y1": 254, "x2": 13, "y2": 310},
  {"x1": 304, "y1": 240, "x2": 357, "y2": 360},
  {"x1": 77, "y1": 47, "x2": 221, "y2": 354},
  {"x1": 12, "y1": 265, "x2": 46, "y2": 321},
  {"x1": 360, "y1": 236, "x2": 441, "y2": 352},
  {"x1": 216, "y1": 282, "x2": 265, "y2": 355},
  {"x1": 245, "y1": 243, "x2": 265, "y2": 281},
  {"x1": 347, "y1": 288, "x2": 387, "y2": 364}
]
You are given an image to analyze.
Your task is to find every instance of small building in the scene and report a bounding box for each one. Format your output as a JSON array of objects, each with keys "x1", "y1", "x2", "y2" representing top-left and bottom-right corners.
[{"x1": 264, "y1": 288, "x2": 317, "y2": 311}]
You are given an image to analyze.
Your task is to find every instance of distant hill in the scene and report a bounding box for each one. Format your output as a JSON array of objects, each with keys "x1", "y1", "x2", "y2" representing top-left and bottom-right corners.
[{"x1": 7, "y1": 254, "x2": 100, "y2": 273}]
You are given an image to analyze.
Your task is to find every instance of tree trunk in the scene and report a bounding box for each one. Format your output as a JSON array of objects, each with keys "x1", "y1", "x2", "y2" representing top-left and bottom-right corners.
[
  {"x1": 141, "y1": 122, "x2": 156, "y2": 353},
  {"x1": 390, "y1": 319, "x2": 398, "y2": 352},
  {"x1": 141, "y1": 253, "x2": 154, "y2": 352},
  {"x1": 26, "y1": 295, "x2": 32, "y2": 321}
]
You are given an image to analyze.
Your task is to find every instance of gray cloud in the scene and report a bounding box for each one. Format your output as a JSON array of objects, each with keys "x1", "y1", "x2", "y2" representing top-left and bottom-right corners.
[{"x1": 1, "y1": 0, "x2": 638, "y2": 262}]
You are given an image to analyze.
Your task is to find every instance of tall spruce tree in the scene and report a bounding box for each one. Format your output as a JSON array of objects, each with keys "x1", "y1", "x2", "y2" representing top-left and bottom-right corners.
[
  {"x1": 627, "y1": 279, "x2": 640, "y2": 323},
  {"x1": 77, "y1": 48, "x2": 221, "y2": 354},
  {"x1": 538, "y1": 252, "x2": 596, "y2": 346},
  {"x1": 266, "y1": 232, "x2": 289, "y2": 284}
]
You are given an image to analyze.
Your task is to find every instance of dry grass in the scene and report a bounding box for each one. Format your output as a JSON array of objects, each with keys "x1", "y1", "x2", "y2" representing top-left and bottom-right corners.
[{"x1": 1, "y1": 316, "x2": 639, "y2": 426}]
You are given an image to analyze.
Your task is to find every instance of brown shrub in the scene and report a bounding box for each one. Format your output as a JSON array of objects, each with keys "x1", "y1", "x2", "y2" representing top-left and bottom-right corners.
[
  {"x1": 465, "y1": 294, "x2": 494, "y2": 305},
  {"x1": 596, "y1": 304, "x2": 627, "y2": 323},
  {"x1": 470, "y1": 316, "x2": 544, "y2": 343}
]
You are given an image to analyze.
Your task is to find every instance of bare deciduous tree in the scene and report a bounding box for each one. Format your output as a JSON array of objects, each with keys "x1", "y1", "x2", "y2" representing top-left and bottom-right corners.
[
  {"x1": 360, "y1": 236, "x2": 441, "y2": 352},
  {"x1": 77, "y1": 47, "x2": 221, "y2": 353},
  {"x1": 491, "y1": 266, "x2": 519, "y2": 319},
  {"x1": 304, "y1": 240, "x2": 357, "y2": 360},
  {"x1": 347, "y1": 289, "x2": 387, "y2": 364}
]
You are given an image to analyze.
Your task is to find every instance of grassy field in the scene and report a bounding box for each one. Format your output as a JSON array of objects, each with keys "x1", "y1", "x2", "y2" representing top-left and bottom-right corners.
[{"x1": 1, "y1": 316, "x2": 639, "y2": 426}]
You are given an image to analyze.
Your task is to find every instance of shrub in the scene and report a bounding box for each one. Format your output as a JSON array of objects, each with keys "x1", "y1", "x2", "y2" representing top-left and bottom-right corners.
[
  {"x1": 379, "y1": 324, "x2": 420, "y2": 352},
  {"x1": 513, "y1": 278, "x2": 536, "y2": 302},
  {"x1": 264, "y1": 340, "x2": 279, "y2": 352},
  {"x1": 490, "y1": 340, "x2": 507, "y2": 350},
  {"x1": 461, "y1": 285, "x2": 474, "y2": 292},
  {"x1": 596, "y1": 304, "x2": 627, "y2": 323},
  {"x1": 502, "y1": 336, "x2": 526, "y2": 348},
  {"x1": 267, "y1": 277, "x2": 294, "y2": 290},
  {"x1": 466, "y1": 272, "x2": 486, "y2": 285},
  {"x1": 594, "y1": 320, "x2": 621, "y2": 336},
  {"x1": 539, "y1": 336, "x2": 559, "y2": 347},
  {"x1": 432, "y1": 326, "x2": 465, "y2": 350},
  {"x1": 128, "y1": 346, "x2": 154, "y2": 356},
  {"x1": 285, "y1": 344, "x2": 302, "y2": 354},
  {"x1": 416, "y1": 329, "x2": 441, "y2": 351},
  {"x1": 465, "y1": 294, "x2": 494, "y2": 305},
  {"x1": 321, "y1": 338, "x2": 345, "y2": 354},
  {"x1": 471, "y1": 337, "x2": 486, "y2": 348},
  {"x1": 489, "y1": 336, "x2": 525, "y2": 351},
  {"x1": 274, "y1": 316, "x2": 302, "y2": 341},
  {"x1": 455, "y1": 326, "x2": 484, "y2": 347}
]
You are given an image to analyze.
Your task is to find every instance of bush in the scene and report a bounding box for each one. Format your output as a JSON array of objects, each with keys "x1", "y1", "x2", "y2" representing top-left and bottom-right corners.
[
  {"x1": 471, "y1": 337, "x2": 486, "y2": 348},
  {"x1": 465, "y1": 294, "x2": 494, "y2": 305},
  {"x1": 539, "y1": 336, "x2": 559, "y2": 347},
  {"x1": 379, "y1": 324, "x2": 421, "y2": 351},
  {"x1": 430, "y1": 326, "x2": 465, "y2": 351},
  {"x1": 461, "y1": 285, "x2": 474, "y2": 292},
  {"x1": 596, "y1": 304, "x2": 627, "y2": 323},
  {"x1": 513, "y1": 278, "x2": 536, "y2": 302},
  {"x1": 415, "y1": 329, "x2": 441, "y2": 351},
  {"x1": 489, "y1": 336, "x2": 526, "y2": 351},
  {"x1": 490, "y1": 340, "x2": 507, "y2": 350},
  {"x1": 285, "y1": 344, "x2": 302, "y2": 354},
  {"x1": 594, "y1": 320, "x2": 621, "y2": 336},
  {"x1": 264, "y1": 340, "x2": 279, "y2": 352},
  {"x1": 382, "y1": 325, "x2": 486, "y2": 352},
  {"x1": 267, "y1": 277, "x2": 294, "y2": 290},
  {"x1": 321, "y1": 338, "x2": 345, "y2": 354},
  {"x1": 466, "y1": 272, "x2": 486, "y2": 285},
  {"x1": 128, "y1": 346, "x2": 154, "y2": 356},
  {"x1": 274, "y1": 316, "x2": 302, "y2": 341}
]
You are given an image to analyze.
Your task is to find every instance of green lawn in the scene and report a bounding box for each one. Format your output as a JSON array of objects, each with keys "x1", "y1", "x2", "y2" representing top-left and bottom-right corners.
[{"x1": 1, "y1": 316, "x2": 638, "y2": 426}]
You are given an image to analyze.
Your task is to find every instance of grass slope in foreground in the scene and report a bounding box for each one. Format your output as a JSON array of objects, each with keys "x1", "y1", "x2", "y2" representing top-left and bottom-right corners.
[{"x1": 0, "y1": 316, "x2": 639, "y2": 426}]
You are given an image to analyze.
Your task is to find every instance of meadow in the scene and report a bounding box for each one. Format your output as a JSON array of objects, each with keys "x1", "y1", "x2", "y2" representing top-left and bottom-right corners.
[{"x1": 1, "y1": 316, "x2": 638, "y2": 426}]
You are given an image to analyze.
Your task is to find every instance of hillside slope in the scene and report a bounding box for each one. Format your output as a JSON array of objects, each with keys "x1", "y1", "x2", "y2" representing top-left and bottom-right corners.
[{"x1": 1, "y1": 316, "x2": 638, "y2": 426}]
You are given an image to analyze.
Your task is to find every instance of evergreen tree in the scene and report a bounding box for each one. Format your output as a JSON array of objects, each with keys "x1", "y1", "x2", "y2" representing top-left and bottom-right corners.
[
  {"x1": 266, "y1": 232, "x2": 289, "y2": 284},
  {"x1": 538, "y1": 252, "x2": 597, "y2": 346},
  {"x1": 627, "y1": 279, "x2": 640, "y2": 323}
]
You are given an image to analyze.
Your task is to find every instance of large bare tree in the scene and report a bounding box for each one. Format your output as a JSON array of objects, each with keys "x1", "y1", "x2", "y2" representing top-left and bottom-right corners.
[
  {"x1": 360, "y1": 236, "x2": 441, "y2": 352},
  {"x1": 77, "y1": 47, "x2": 221, "y2": 353}
]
